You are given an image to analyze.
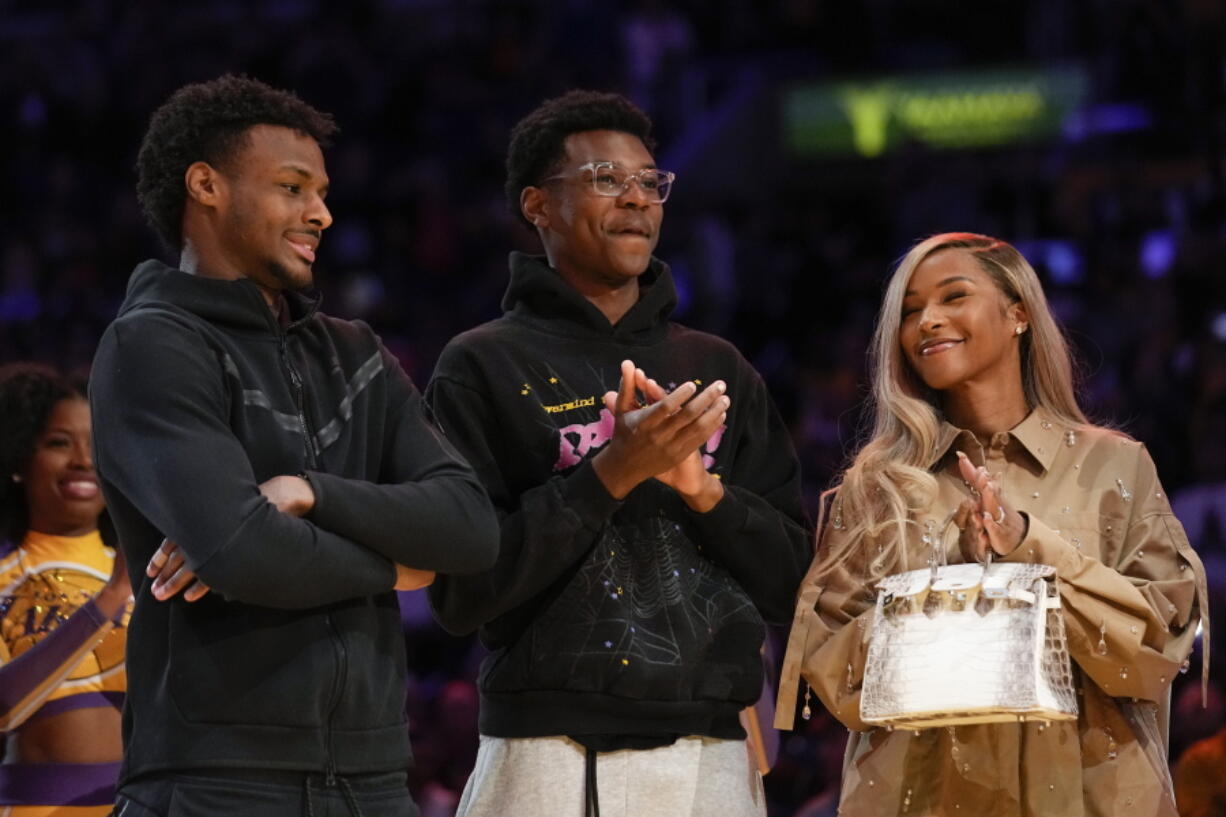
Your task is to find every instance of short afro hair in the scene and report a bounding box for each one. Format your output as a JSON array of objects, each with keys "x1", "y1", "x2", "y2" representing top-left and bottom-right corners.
[
  {"x1": 136, "y1": 74, "x2": 338, "y2": 252},
  {"x1": 505, "y1": 90, "x2": 656, "y2": 228},
  {"x1": 0, "y1": 364, "x2": 88, "y2": 542}
]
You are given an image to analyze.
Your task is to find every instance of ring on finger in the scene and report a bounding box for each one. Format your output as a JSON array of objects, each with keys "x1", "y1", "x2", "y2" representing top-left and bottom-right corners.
[{"x1": 994, "y1": 506, "x2": 1006, "y2": 525}]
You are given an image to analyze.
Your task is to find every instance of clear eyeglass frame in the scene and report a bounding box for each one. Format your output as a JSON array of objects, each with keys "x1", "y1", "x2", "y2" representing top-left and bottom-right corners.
[{"x1": 545, "y1": 161, "x2": 676, "y2": 203}]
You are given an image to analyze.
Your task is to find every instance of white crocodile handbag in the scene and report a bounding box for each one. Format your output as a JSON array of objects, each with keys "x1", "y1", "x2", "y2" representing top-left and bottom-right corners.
[{"x1": 859, "y1": 559, "x2": 1078, "y2": 729}]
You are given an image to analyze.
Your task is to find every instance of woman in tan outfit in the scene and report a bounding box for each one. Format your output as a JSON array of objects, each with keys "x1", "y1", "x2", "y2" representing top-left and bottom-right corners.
[{"x1": 776, "y1": 233, "x2": 1209, "y2": 817}]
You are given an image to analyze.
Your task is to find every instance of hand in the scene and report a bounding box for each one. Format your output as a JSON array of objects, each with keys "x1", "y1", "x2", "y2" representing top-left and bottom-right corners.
[
  {"x1": 634, "y1": 368, "x2": 725, "y2": 512},
  {"x1": 259, "y1": 475, "x2": 315, "y2": 517},
  {"x1": 143, "y1": 475, "x2": 312, "y2": 604},
  {"x1": 952, "y1": 451, "x2": 1026, "y2": 561},
  {"x1": 94, "y1": 540, "x2": 133, "y2": 621},
  {"x1": 146, "y1": 539, "x2": 212, "y2": 602},
  {"x1": 394, "y1": 564, "x2": 436, "y2": 591},
  {"x1": 591, "y1": 360, "x2": 729, "y2": 500}
]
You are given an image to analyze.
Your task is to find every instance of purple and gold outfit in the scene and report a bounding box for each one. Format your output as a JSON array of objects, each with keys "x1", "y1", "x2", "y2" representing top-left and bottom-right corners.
[{"x1": 0, "y1": 530, "x2": 128, "y2": 816}]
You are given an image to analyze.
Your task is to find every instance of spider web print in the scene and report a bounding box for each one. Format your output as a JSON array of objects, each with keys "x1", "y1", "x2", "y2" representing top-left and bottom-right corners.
[{"x1": 533, "y1": 516, "x2": 760, "y2": 679}]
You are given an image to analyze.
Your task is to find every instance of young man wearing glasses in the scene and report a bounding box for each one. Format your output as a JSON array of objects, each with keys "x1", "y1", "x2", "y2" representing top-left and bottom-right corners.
[{"x1": 425, "y1": 90, "x2": 809, "y2": 817}]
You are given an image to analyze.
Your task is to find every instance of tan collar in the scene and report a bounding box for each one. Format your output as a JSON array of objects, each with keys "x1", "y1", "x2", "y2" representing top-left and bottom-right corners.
[{"x1": 930, "y1": 407, "x2": 1064, "y2": 473}]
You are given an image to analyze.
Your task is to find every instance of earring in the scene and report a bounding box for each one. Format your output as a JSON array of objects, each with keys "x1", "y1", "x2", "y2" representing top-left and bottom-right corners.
[
  {"x1": 10, "y1": 474, "x2": 20, "y2": 483},
  {"x1": 1015, "y1": 325, "x2": 1026, "y2": 336}
]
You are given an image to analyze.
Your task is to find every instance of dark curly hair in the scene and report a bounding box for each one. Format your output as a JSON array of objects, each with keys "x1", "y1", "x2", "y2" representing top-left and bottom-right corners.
[
  {"x1": 0, "y1": 364, "x2": 89, "y2": 543},
  {"x1": 505, "y1": 90, "x2": 656, "y2": 229},
  {"x1": 136, "y1": 74, "x2": 338, "y2": 252}
]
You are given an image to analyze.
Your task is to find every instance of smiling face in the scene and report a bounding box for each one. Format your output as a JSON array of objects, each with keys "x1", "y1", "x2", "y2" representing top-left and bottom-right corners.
[
  {"x1": 207, "y1": 124, "x2": 332, "y2": 298},
  {"x1": 899, "y1": 248, "x2": 1028, "y2": 393},
  {"x1": 530, "y1": 129, "x2": 663, "y2": 289},
  {"x1": 21, "y1": 398, "x2": 104, "y2": 537}
]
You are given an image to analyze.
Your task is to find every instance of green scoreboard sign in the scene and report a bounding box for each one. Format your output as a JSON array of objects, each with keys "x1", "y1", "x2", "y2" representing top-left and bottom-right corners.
[{"x1": 785, "y1": 66, "x2": 1088, "y2": 158}]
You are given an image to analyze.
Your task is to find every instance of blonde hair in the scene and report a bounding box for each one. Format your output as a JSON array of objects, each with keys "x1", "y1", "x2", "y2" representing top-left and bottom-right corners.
[{"x1": 819, "y1": 233, "x2": 1088, "y2": 577}]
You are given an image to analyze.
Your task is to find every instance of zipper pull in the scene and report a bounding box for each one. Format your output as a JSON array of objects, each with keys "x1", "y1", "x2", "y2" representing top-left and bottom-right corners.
[{"x1": 325, "y1": 764, "x2": 337, "y2": 788}]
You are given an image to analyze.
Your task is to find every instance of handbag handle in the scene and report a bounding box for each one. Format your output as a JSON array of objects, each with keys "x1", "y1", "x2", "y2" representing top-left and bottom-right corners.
[{"x1": 930, "y1": 509, "x2": 993, "y2": 584}]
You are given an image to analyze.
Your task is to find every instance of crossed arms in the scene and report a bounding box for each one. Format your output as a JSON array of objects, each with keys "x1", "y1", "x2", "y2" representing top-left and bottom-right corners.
[{"x1": 91, "y1": 313, "x2": 498, "y2": 609}]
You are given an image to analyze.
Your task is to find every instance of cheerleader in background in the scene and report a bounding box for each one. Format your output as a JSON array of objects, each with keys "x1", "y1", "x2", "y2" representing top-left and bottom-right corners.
[{"x1": 0, "y1": 364, "x2": 130, "y2": 816}]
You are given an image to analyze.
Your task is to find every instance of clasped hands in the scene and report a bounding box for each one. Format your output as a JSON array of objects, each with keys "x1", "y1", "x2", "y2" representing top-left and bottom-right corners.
[
  {"x1": 591, "y1": 359, "x2": 728, "y2": 513},
  {"x1": 952, "y1": 450, "x2": 1027, "y2": 562},
  {"x1": 147, "y1": 474, "x2": 433, "y2": 603}
]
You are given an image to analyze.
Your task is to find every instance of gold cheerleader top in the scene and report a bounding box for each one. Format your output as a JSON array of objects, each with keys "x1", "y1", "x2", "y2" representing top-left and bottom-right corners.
[{"x1": 0, "y1": 530, "x2": 129, "y2": 727}]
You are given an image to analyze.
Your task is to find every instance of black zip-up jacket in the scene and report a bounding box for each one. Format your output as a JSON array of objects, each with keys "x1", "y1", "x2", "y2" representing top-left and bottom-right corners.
[
  {"x1": 426, "y1": 253, "x2": 809, "y2": 742},
  {"x1": 91, "y1": 260, "x2": 498, "y2": 783}
]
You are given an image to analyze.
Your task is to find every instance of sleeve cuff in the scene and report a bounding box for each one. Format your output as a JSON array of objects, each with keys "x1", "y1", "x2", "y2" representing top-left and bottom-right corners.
[
  {"x1": 999, "y1": 513, "x2": 1083, "y2": 575},
  {"x1": 302, "y1": 469, "x2": 333, "y2": 522},
  {"x1": 561, "y1": 461, "x2": 624, "y2": 530},
  {"x1": 685, "y1": 485, "x2": 748, "y2": 543}
]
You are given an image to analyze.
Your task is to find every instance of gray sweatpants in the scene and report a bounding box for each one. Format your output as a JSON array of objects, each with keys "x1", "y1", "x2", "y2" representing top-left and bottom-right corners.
[{"x1": 455, "y1": 735, "x2": 765, "y2": 817}]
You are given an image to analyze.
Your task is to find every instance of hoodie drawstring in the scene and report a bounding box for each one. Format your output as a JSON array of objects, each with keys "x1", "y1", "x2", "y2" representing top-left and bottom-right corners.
[
  {"x1": 584, "y1": 747, "x2": 601, "y2": 817},
  {"x1": 338, "y1": 776, "x2": 366, "y2": 817},
  {"x1": 304, "y1": 774, "x2": 368, "y2": 817}
]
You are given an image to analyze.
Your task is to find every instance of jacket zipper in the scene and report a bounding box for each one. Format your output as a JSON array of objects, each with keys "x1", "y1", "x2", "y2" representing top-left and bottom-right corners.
[
  {"x1": 279, "y1": 334, "x2": 319, "y2": 469},
  {"x1": 323, "y1": 611, "x2": 348, "y2": 785},
  {"x1": 279, "y1": 331, "x2": 343, "y2": 782}
]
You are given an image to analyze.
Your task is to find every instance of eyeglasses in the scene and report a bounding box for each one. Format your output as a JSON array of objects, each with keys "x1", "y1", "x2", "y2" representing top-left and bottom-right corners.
[{"x1": 544, "y1": 161, "x2": 676, "y2": 203}]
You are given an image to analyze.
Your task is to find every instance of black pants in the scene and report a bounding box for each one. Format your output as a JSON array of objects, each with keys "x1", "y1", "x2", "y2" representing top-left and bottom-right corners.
[{"x1": 113, "y1": 770, "x2": 420, "y2": 817}]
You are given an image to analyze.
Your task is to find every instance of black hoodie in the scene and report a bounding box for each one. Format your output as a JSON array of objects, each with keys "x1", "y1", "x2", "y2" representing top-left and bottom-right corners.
[
  {"x1": 426, "y1": 252, "x2": 809, "y2": 742},
  {"x1": 90, "y1": 260, "x2": 498, "y2": 783}
]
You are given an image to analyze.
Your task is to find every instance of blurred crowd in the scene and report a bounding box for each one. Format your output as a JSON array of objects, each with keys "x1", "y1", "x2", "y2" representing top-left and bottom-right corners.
[{"x1": 3, "y1": 1, "x2": 1225, "y2": 814}]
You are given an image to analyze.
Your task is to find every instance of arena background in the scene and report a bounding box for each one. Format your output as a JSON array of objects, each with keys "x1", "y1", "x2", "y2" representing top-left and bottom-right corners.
[{"x1": 2, "y1": 1, "x2": 1222, "y2": 814}]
